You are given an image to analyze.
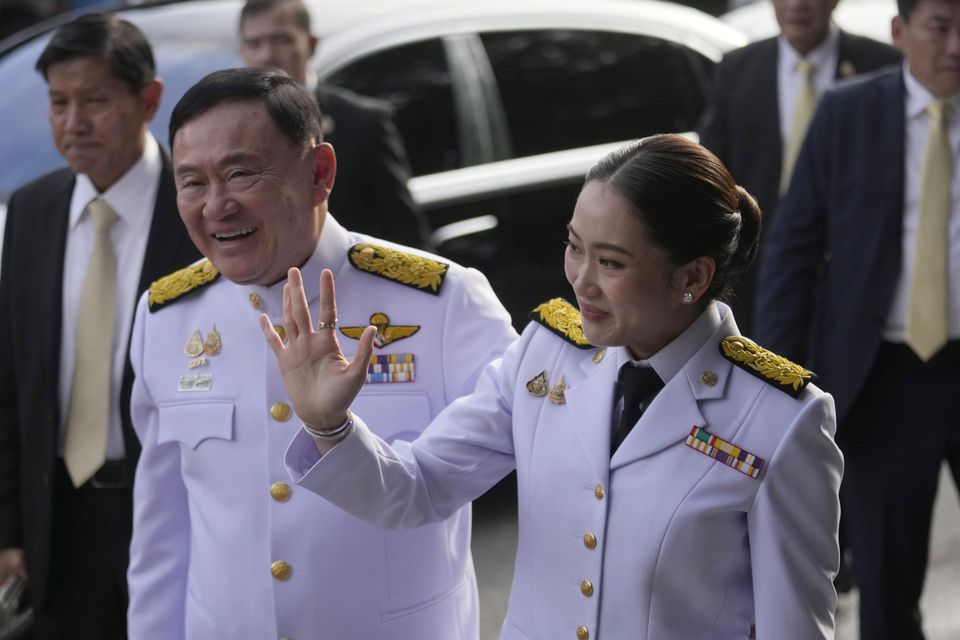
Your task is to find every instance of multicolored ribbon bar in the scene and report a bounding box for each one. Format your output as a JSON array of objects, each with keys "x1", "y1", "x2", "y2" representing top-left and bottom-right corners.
[
  {"x1": 684, "y1": 426, "x2": 764, "y2": 479},
  {"x1": 366, "y1": 353, "x2": 415, "y2": 383}
]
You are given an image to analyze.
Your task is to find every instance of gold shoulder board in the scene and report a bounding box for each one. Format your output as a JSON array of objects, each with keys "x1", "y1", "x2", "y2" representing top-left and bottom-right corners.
[
  {"x1": 719, "y1": 336, "x2": 816, "y2": 398},
  {"x1": 348, "y1": 243, "x2": 449, "y2": 295},
  {"x1": 148, "y1": 260, "x2": 220, "y2": 312},
  {"x1": 530, "y1": 298, "x2": 592, "y2": 349}
]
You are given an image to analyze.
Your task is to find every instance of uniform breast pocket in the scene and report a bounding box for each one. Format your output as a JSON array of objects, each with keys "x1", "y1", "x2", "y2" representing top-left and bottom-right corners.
[
  {"x1": 157, "y1": 401, "x2": 234, "y2": 448},
  {"x1": 352, "y1": 393, "x2": 431, "y2": 443},
  {"x1": 158, "y1": 402, "x2": 235, "y2": 482}
]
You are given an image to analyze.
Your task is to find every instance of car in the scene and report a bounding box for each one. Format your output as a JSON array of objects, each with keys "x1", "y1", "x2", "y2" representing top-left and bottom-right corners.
[
  {"x1": 722, "y1": 0, "x2": 898, "y2": 44},
  {"x1": 0, "y1": 0, "x2": 745, "y2": 325}
]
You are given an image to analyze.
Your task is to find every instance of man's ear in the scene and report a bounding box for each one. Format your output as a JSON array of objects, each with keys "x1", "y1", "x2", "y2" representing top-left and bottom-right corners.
[
  {"x1": 139, "y1": 79, "x2": 164, "y2": 124},
  {"x1": 312, "y1": 142, "x2": 336, "y2": 205},
  {"x1": 308, "y1": 34, "x2": 319, "y2": 58}
]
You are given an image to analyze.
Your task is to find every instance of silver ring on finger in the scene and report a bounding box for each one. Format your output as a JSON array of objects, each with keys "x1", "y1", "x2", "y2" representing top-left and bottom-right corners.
[{"x1": 317, "y1": 320, "x2": 337, "y2": 330}]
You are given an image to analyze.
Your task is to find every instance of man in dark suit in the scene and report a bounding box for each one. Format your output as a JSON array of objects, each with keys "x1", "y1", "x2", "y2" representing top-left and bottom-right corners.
[
  {"x1": 755, "y1": 0, "x2": 960, "y2": 636},
  {"x1": 698, "y1": 0, "x2": 900, "y2": 335},
  {"x1": 0, "y1": 14, "x2": 199, "y2": 639},
  {"x1": 239, "y1": 0, "x2": 431, "y2": 249}
]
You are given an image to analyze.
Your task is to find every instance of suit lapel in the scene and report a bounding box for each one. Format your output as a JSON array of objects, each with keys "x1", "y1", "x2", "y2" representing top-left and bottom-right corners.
[
  {"x1": 755, "y1": 39, "x2": 782, "y2": 168},
  {"x1": 137, "y1": 150, "x2": 197, "y2": 294}
]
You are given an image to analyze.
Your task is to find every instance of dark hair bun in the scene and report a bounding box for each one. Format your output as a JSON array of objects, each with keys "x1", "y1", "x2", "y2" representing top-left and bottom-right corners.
[{"x1": 731, "y1": 185, "x2": 762, "y2": 274}]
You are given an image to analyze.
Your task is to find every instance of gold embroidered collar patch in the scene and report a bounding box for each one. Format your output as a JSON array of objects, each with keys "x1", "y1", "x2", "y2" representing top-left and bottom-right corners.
[
  {"x1": 149, "y1": 260, "x2": 220, "y2": 312},
  {"x1": 529, "y1": 298, "x2": 592, "y2": 349},
  {"x1": 719, "y1": 336, "x2": 815, "y2": 398},
  {"x1": 348, "y1": 243, "x2": 449, "y2": 295}
]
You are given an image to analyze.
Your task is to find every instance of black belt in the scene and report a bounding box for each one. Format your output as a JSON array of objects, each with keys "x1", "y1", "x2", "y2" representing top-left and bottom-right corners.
[
  {"x1": 89, "y1": 460, "x2": 129, "y2": 490},
  {"x1": 878, "y1": 340, "x2": 960, "y2": 374}
]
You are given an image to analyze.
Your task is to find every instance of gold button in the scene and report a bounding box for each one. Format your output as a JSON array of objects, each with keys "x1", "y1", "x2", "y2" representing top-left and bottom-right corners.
[
  {"x1": 271, "y1": 560, "x2": 292, "y2": 581},
  {"x1": 249, "y1": 292, "x2": 262, "y2": 309},
  {"x1": 583, "y1": 532, "x2": 597, "y2": 550},
  {"x1": 274, "y1": 324, "x2": 287, "y2": 342},
  {"x1": 270, "y1": 482, "x2": 291, "y2": 502},
  {"x1": 576, "y1": 626, "x2": 589, "y2": 640},
  {"x1": 594, "y1": 484, "x2": 605, "y2": 500},
  {"x1": 580, "y1": 580, "x2": 594, "y2": 597},
  {"x1": 701, "y1": 370, "x2": 718, "y2": 387},
  {"x1": 271, "y1": 402, "x2": 292, "y2": 422}
]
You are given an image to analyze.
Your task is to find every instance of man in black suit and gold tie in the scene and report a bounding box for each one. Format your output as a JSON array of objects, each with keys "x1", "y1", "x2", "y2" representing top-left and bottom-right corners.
[
  {"x1": 698, "y1": 0, "x2": 900, "y2": 335},
  {"x1": 239, "y1": 0, "x2": 431, "y2": 250},
  {"x1": 756, "y1": 0, "x2": 960, "y2": 635},
  {"x1": 0, "y1": 14, "x2": 199, "y2": 639}
]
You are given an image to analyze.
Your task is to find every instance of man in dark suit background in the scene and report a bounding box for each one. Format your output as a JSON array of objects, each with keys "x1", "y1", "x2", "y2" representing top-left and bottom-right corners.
[
  {"x1": 698, "y1": 0, "x2": 900, "y2": 335},
  {"x1": 755, "y1": 0, "x2": 960, "y2": 636},
  {"x1": 239, "y1": 0, "x2": 431, "y2": 249},
  {"x1": 0, "y1": 14, "x2": 199, "y2": 639}
]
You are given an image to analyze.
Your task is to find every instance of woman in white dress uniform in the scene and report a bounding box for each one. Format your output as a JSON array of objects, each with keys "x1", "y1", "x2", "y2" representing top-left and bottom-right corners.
[{"x1": 262, "y1": 134, "x2": 843, "y2": 639}]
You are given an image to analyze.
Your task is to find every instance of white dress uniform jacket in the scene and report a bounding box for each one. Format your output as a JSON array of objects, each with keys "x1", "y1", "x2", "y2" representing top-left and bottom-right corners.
[
  {"x1": 286, "y1": 302, "x2": 843, "y2": 640},
  {"x1": 127, "y1": 215, "x2": 517, "y2": 640}
]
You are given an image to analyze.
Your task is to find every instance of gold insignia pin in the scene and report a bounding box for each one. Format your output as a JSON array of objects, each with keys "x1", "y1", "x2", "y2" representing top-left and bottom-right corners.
[
  {"x1": 203, "y1": 324, "x2": 221, "y2": 356},
  {"x1": 340, "y1": 312, "x2": 419, "y2": 348},
  {"x1": 184, "y1": 329, "x2": 204, "y2": 357},
  {"x1": 592, "y1": 349, "x2": 606, "y2": 364},
  {"x1": 839, "y1": 60, "x2": 856, "y2": 78},
  {"x1": 701, "y1": 370, "x2": 718, "y2": 387},
  {"x1": 548, "y1": 376, "x2": 567, "y2": 405},
  {"x1": 526, "y1": 370, "x2": 548, "y2": 397},
  {"x1": 248, "y1": 292, "x2": 262, "y2": 310}
]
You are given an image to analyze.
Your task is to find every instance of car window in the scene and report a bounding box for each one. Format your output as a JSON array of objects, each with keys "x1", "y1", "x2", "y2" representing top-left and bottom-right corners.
[
  {"x1": 326, "y1": 38, "x2": 460, "y2": 177},
  {"x1": 480, "y1": 29, "x2": 713, "y2": 158}
]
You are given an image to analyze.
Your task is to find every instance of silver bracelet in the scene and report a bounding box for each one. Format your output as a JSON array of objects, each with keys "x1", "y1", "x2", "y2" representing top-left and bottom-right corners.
[{"x1": 301, "y1": 412, "x2": 353, "y2": 441}]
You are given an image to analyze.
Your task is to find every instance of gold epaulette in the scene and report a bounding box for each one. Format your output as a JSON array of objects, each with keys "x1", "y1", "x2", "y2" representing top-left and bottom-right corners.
[
  {"x1": 347, "y1": 243, "x2": 449, "y2": 295},
  {"x1": 530, "y1": 298, "x2": 592, "y2": 349},
  {"x1": 148, "y1": 260, "x2": 220, "y2": 312},
  {"x1": 719, "y1": 336, "x2": 816, "y2": 398}
]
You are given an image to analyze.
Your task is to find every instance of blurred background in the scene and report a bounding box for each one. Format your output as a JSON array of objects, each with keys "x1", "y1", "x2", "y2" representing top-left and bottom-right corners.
[{"x1": 1, "y1": 1, "x2": 957, "y2": 639}]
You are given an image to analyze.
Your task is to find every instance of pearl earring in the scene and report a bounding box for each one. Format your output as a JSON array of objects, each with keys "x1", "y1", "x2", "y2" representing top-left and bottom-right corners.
[{"x1": 682, "y1": 292, "x2": 694, "y2": 304}]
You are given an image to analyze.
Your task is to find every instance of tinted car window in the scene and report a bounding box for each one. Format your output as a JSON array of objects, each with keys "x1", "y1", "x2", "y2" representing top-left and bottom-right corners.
[
  {"x1": 326, "y1": 38, "x2": 460, "y2": 177},
  {"x1": 481, "y1": 29, "x2": 713, "y2": 158}
]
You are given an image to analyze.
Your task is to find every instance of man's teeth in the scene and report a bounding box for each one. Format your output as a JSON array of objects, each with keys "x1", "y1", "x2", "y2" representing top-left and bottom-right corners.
[{"x1": 214, "y1": 228, "x2": 255, "y2": 240}]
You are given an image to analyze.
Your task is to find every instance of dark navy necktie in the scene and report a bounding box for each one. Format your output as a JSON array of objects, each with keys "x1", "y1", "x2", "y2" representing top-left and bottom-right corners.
[{"x1": 611, "y1": 364, "x2": 663, "y2": 456}]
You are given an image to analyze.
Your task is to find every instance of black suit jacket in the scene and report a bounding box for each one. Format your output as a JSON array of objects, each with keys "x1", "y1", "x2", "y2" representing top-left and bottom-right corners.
[
  {"x1": 316, "y1": 84, "x2": 431, "y2": 249},
  {"x1": 698, "y1": 31, "x2": 900, "y2": 334},
  {"x1": 754, "y1": 68, "x2": 906, "y2": 422},
  {"x1": 0, "y1": 152, "x2": 200, "y2": 607}
]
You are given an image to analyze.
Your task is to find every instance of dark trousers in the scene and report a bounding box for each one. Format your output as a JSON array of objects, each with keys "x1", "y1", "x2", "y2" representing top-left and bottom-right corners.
[
  {"x1": 840, "y1": 342, "x2": 960, "y2": 640},
  {"x1": 27, "y1": 460, "x2": 131, "y2": 640}
]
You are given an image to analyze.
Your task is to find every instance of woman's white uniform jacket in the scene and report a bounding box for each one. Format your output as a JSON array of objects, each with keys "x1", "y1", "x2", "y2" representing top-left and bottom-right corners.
[
  {"x1": 127, "y1": 216, "x2": 517, "y2": 640},
  {"x1": 287, "y1": 301, "x2": 843, "y2": 639}
]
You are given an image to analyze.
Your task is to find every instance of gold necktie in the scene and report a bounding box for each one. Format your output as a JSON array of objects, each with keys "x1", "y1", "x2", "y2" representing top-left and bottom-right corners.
[
  {"x1": 906, "y1": 100, "x2": 951, "y2": 362},
  {"x1": 780, "y1": 59, "x2": 817, "y2": 194},
  {"x1": 64, "y1": 199, "x2": 119, "y2": 487}
]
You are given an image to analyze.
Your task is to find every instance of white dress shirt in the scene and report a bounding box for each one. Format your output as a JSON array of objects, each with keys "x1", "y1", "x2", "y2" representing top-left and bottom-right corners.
[
  {"x1": 883, "y1": 64, "x2": 960, "y2": 341},
  {"x1": 777, "y1": 25, "x2": 841, "y2": 146},
  {"x1": 58, "y1": 134, "x2": 161, "y2": 459}
]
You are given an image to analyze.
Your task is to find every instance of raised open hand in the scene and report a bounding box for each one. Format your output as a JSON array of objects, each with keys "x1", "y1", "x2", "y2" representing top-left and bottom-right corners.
[{"x1": 260, "y1": 267, "x2": 375, "y2": 430}]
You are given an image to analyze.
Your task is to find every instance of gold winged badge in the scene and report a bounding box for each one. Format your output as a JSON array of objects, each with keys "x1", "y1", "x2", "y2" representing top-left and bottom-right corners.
[{"x1": 340, "y1": 312, "x2": 420, "y2": 348}]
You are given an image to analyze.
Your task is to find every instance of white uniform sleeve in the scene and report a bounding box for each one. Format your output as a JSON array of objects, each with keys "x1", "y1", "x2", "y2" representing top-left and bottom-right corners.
[
  {"x1": 438, "y1": 267, "x2": 517, "y2": 402},
  {"x1": 286, "y1": 323, "x2": 536, "y2": 529},
  {"x1": 126, "y1": 295, "x2": 190, "y2": 640},
  {"x1": 748, "y1": 391, "x2": 843, "y2": 639}
]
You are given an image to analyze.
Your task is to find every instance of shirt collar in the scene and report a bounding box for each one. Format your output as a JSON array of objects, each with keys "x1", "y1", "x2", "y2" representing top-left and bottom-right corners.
[
  {"x1": 777, "y1": 22, "x2": 840, "y2": 70},
  {"x1": 70, "y1": 133, "x2": 161, "y2": 229},
  {"x1": 242, "y1": 212, "x2": 351, "y2": 317},
  {"x1": 614, "y1": 302, "x2": 724, "y2": 385},
  {"x1": 903, "y1": 61, "x2": 960, "y2": 119}
]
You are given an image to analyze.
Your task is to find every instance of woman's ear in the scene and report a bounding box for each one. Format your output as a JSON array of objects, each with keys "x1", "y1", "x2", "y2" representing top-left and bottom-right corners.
[{"x1": 677, "y1": 256, "x2": 716, "y2": 304}]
